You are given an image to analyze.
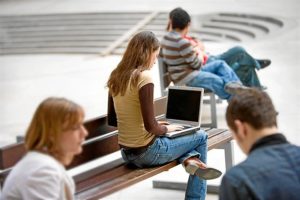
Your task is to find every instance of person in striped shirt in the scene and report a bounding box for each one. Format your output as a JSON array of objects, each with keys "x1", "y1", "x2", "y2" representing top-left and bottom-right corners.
[{"x1": 160, "y1": 8, "x2": 269, "y2": 99}]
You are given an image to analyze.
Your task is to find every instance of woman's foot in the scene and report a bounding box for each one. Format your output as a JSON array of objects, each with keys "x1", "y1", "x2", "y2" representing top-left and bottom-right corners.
[
  {"x1": 257, "y1": 59, "x2": 271, "y2": 69},
  {"x1": 183, "y1": 157, "x2": 222, "y2": 180}
]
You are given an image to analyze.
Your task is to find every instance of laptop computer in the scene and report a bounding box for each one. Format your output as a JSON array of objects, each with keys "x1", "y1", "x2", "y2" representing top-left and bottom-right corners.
[{"x1": 161, "y1": 86, "x2": 204, "y2": 138}]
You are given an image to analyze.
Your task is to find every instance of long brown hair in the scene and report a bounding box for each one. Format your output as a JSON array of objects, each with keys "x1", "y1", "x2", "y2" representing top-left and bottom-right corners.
[
  {"x1": 107, "y1": 31, "x2": 160, "y2": 96},
  {"x1": 25, "y1": 97, "x2": 84, "y2": 158}
]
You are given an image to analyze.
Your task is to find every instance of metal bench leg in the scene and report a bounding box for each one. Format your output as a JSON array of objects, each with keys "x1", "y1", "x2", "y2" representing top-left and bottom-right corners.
[
  {"x1": 153, "y1": 181, "x2": 186, "y2": 190},
  {"x1": 209, "y1": 93, "x2": 217, "y2": 128},
  {"x1": 16, "y1": 135, "x2": 24, "y2": 143},
  {"x1": 222, "y1": 140, "x2": 234, "y2": 171},
  {"x1": 206, "y1": 141, "x2": 234, "y2": 193},
  {"x1": 152, "y1": 181, "x2": 219, "y2": 193},
  {"x1": 202, "y1": 92, "x2": 217, "y2": 128},
  {"x1": 152, "y1": 140, "x2": 234, "y2": 193}
]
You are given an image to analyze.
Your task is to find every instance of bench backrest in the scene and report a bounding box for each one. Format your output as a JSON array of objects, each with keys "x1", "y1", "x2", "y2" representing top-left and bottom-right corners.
[
  {"x1": 0, "y1": 115, "x2": 117, "y2": 170},
  {"x1": 158, "y1": 56, "x2": 172, "y2": 96},
  {"x1": 70, "y1": 95, "x2": 167, "y2": 169},
  {"x1": 0, "y1": 97, "x2": 168, "y2": 174},
  {"x1": 68, "y1": 116, "x2": 119, "y2": 168}
]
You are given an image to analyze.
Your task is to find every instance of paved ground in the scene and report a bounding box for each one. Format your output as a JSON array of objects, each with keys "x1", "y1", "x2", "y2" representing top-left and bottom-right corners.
[{"x1": 0, "y1": 0, "x2": 299, "y2": 199}]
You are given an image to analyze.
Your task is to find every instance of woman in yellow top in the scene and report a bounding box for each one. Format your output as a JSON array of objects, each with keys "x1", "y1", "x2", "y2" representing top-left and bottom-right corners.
[{"x1": 107, "y1": 31, "x2": 221, "y2": 200}]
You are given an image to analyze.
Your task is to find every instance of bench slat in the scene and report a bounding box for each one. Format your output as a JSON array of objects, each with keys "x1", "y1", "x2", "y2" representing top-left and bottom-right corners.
[
  {"x1": 76, "y1": 161, "x2": 178, "y2": 200},
  {"x1": 68, "y1": 134, "x2": 120, "y2": 169},
  {"x1": 207, "y1": 128, "x2": 227, "y2": 138},
  {"x1": 0, "y1": 143, "x2": 25, "y2": 170},
  {"x1": 208, "y1": 130, "x2": 232, "y2": 150}
]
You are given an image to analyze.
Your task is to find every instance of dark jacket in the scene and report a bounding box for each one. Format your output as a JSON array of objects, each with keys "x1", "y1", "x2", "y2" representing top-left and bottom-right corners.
[{"x1": 219, "y1": 134, "x2": 300, "y2": 200}]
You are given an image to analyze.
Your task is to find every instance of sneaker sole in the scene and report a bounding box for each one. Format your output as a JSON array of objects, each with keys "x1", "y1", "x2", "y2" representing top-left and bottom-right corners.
[{"x1": 185, "y1": 163, "x2": 222, "y2": 180}]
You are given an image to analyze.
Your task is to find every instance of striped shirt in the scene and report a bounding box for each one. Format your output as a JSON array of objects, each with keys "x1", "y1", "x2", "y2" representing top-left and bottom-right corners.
[{"x1": 160, "y1": 31, "x2": 202, "y2": 85}]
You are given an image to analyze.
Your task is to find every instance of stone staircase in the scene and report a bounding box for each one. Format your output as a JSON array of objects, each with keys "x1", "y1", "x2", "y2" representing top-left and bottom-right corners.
[{"x1": 0, "y1": 12, "x2": 286, "y2": 55}]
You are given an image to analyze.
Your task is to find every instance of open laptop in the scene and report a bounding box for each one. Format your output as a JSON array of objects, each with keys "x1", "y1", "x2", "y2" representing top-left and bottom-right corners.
[{"x1": 161, "y1": 86, "x2": 204, "y2": 138}]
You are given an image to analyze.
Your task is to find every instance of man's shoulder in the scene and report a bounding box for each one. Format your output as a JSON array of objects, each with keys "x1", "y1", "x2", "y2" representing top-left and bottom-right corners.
[
  {"x1": 162, "y1": 32, "x2": 189, "y2": 45},
  {"x1": 251, "y1": 142, "x2": 300, "y2": 159},
  {"x1": 224, "y1": 143, "x2": 300, "y2": 183}
]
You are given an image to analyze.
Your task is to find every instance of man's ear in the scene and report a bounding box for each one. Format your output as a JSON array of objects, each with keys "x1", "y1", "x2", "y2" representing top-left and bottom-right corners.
[{"x1": 234, "y1": 120, "x2": 247, "y2": 140}]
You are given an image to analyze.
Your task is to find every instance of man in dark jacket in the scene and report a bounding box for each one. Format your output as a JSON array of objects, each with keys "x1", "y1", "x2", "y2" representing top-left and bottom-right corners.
[{"x1": 220, "y1": 88, "x2": 300, "y2": 200}]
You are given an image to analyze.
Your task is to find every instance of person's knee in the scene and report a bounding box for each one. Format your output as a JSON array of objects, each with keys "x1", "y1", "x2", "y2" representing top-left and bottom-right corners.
[
  {"x1": 195, "y1": 130, "x2": 208, "y2": 142},
  {"x1": 215, "y1": 60, "x2": 232, "y2": 70},
  {"x1": 199, "y1": 75, "x2": 224, "y2": 89},
  {"x1": 210, "y1": 60, "x2": 229, "y2": 71},
  {"x1": 231, "y1": 45, "x2": 246, "y2": 53}
]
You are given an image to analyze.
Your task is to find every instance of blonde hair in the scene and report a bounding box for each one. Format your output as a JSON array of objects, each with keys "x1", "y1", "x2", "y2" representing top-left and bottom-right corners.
[
  {"x1": 25, "y1": 97, "x2": 84, "y2": 157},
  {"x1": 107, "y1": 31, "x2": 160, "y2": 96}
]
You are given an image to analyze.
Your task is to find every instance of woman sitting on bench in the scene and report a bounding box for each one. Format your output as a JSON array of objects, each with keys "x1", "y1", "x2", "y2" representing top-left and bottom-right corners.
[
  {"x1": 1, "y1": 97, "x2": 88, "y2": 200},
  {"x1": 107, "y1": 31, "x2": 221, "y2": 200}
]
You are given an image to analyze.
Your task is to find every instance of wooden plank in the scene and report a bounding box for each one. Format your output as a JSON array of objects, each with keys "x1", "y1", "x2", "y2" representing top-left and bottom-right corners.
[
  {"x1": 0, "y1": 143, "x2": 25, "y2": 170},
  {"x1": 83, "y1": 115, "x2": 117, "y2": 139},
  {"x1": 68, "y1": 134, "x2": 119, "y2": 169},
  {"x1": 76, "y1": 161, "x2": 178, "y2": 200},
  {"x1": 207, "y1": 128, "x2": 227, "y2": 138},
  {"x1": 208, "y1": 130, "x2": 232, "y2": 150}
]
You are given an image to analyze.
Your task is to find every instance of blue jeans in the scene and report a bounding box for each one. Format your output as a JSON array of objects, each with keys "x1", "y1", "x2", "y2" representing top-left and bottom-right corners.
[
  {"x1": 187, "y1": 60, "x2": 241, "y2": 100},
  {"x1": 121, "y1": 130, "x2": 208, "y2": 200},
  {"x1": 208, "y1": 46, "x2": 262, "y2": 88}
]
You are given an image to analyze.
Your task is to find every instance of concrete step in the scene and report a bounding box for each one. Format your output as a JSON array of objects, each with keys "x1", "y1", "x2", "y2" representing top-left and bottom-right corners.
[
  {"x1": 3, "y1": 24, "x2": 136, "y2": 32},
  {"x1": 1, "y1": 41, "x2": 111, "y2": 48},
  {"x1": 218, "y1": 13, "x2": 284, "y2": 27},
  {"x1": 0, "y1": 19, "x2": 143, "y2": 28},
  {"x1": 0, "y1": 12, "x2": 149, "y2": 22},
  {"x1": 0, "y1": 47, "x2": 104, "y2": 54},
  {"x1": 0, "y1": 11, "x2": 287, "y2": 55},
  {"x1": 5, "y1": 30, "x2": 126, "y2": 37},
  {"x1": 2, "y1": 35, "x2": 118, "y2": 42}
]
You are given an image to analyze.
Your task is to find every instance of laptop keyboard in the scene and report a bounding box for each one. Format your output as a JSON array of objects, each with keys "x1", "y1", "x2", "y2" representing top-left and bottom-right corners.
[
  {"x1": 182, "y1": 125, "x2": 193, "y2": 129},
  {"x1": 165, "y1": 124, "x2": 200, "y2": 138},
  {"x1": 169, "y1": 123, "x2": 193, "y2": 130}
]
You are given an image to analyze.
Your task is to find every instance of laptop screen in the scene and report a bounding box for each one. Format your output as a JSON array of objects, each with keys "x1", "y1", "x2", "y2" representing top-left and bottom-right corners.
[{"x1": 166, "y1": 87, "x2": 203, "y2": 122}]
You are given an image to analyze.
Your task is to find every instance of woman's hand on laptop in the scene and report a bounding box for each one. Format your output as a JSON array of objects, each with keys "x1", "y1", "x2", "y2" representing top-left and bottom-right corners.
[
  {"x1": 166, "y1": 124, "x2": 184, "y2": 132},
  {"x1": 158, "y1": 120, "x2": 170, "y2": 125}
]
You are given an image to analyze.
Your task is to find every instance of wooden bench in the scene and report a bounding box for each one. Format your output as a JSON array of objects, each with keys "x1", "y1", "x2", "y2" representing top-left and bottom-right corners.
[
  {"x1": 158, "y1": 56, "x2": 221, "y2": 128},
  {"x1": 0, "y1": 97, "x2": 233, "y2": 199}
]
